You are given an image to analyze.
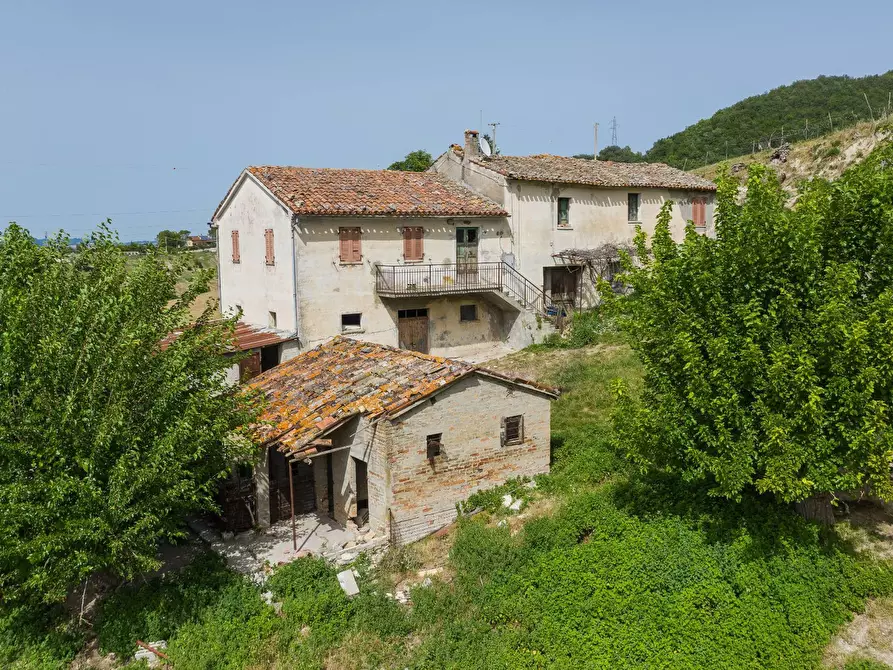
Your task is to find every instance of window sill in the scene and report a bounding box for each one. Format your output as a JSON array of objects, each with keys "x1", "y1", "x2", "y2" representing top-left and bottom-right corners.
[
  {"x1": 402, "y1": 259, "x2": 426, "y2": 264},
  {"x1": 265, "y1": 263, "x2": 275, "y2": 267},
  {"x1": 341, "y1": 328, "x2": 365, "y2": 335},
  {"x1": 339, "y1": 261, "x2": 363, "y2": 266},
  {"x1": 460, "y1": 319, "x2": 479, "y2": 324},
  {"x1": 557, "y1": 226, "x2": 573, "y2": 230},
  {"x1": 628, "y1": 221, "x2": 641, "y2": 225},
  {"x1": 503, "y1": 440, "x2": 524, "y2": 447}
]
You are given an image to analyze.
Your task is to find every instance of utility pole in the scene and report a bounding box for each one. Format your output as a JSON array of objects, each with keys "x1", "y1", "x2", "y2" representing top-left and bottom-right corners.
[
  {"x1": 594, "y1": 122, "x2": 599, "y2": 159},
  {"x1": 487, "y1": 121, "x2": 501, "y2": 153},
  {"x1": 610, "y1": 116, "x2": 618, "y2": 146}
]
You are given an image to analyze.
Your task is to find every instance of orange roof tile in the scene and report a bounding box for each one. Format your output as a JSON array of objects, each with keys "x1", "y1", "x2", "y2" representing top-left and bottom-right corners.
[
  {"x1": 214, "y1": 166, "x2": 507, "y2": 220},
  {"x1": 246, "y1": 337, "x2": 558, "y2": 457}
]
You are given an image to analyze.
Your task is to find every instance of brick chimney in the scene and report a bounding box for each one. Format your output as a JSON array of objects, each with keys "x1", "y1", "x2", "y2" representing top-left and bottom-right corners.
[{"x1": 463, "y1": 129, "x2": 481, "y2": 163}]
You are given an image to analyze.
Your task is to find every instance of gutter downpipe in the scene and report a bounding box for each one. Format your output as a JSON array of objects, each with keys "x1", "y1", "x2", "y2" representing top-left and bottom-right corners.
[{"x1": 291, "y1": 215, "x2": 300, "y2": 346}]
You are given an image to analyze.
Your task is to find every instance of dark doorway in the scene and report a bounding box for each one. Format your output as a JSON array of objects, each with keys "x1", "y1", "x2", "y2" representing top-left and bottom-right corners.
[
  {"x1": 546, "y1": 267, "x2": 579, "y2": 310},
  {"x1": 269, "y1": 448, "x2": 316, "y2": 523},
  {"x1": 217, "y1": 463, "x2": 256, "y2": 532},
  {"x1": 397, "y1": 308, "x2": 429, "y2": 353},
  {"x1": 260, "y1": 344, "x2": 280, "y2": 372},
  {"x1": 353, "y1": 458, "x2": 369, "y2": 526}
]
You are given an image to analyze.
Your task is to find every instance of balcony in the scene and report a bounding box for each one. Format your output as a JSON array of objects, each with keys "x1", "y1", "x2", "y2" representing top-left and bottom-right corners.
[{"x1": 374, "y1": 262, "x2": 504, "y2": 298}]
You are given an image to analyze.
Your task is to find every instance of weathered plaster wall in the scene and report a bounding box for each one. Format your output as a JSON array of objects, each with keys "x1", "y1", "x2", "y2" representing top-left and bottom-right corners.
[
  {"x1": 386, "y1": 374, "x2": 552, "y2": 544},
  {"x1": 293, "y1": 216, "x2": 512, "y2": 354},
  {"x1": 215, "y1": 175, "x2": 297, "y2": 332}
]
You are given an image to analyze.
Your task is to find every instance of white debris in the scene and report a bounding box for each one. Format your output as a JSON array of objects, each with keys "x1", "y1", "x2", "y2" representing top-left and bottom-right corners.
[
  {"x1": 420, "y1": 577, "x2": 433, "y2": 588},
  {"x1": 502, "y1": 494, "x2": 515, "y2": 508},
  {"x1": 417, "y1": 567, "x2": 443, "y2": 578},
  {"x1": 524, "y1": 480, "x2": 538, "y2": 489},
  {"x1": 337, "y1": 568, "x2": 360, "y2": 597},
  {"x1": 134, "y1": 641, "x2": 167, "y2": 668},
  {"x1": 509, "y1": 499, "x2": 523, "y2": 511},
  {"x1": 497, "y1": 519, "x2": 509, "y2": 528}
]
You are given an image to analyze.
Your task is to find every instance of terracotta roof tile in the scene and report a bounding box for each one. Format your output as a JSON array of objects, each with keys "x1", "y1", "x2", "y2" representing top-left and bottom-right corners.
[
  {"x1": 246, "y1": 337, "x2": 557, "y2": 457},
  {"x1": 216, "y1": 167, "x2": 507, "y2": 219},
  {"x1": 451, "y1": 147, "x2": 716, "y2": 191}
]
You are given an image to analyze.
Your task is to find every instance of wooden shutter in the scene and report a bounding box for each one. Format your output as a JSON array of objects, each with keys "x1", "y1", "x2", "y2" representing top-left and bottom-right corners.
[
  {"x1": 403, "y1": 227, "x2": 423, "y2": 261},
  {"x1": 264, "y1": 229, "x2": 275, "y2": 265},
  {"x1": 340, "y1": 228, "x2": 361, "y2": 263},
  {"x1": 238, "y1": 351, "x2": 261, "y2": 381},
  {"x1": 231, "y1": 230, "x2": 240, "y2": 263},
  {"x1": 350, "y1": 228, "x2": 361, "y2": 262},
  {"x1": 693, "y1": 197, "x2": 706, "y2": 227},
  {"x1": 339, "y1": 228, "x2": 350, "y2": 262}
]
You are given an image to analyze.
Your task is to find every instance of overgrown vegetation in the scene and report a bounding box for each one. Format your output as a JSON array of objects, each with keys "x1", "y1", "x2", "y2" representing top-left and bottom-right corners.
[
  {"x1": 611, "y1": 142, "x2": 893, "y2": 512},
  {"x1": 646, "y1": 71, "x2": 893, "y2": 168},
  {"x1": 0, "y1": 225, "x2": 256, "y2": 605}
]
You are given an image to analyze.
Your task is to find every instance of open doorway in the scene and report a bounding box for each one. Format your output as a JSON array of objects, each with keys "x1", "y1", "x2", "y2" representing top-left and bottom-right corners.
[
  {"x1": 353, "y1": 458, "x2": 369, "y2": 527},
  {"x1": 260, "y1": 344, "x2": 280, "y2": 372}
]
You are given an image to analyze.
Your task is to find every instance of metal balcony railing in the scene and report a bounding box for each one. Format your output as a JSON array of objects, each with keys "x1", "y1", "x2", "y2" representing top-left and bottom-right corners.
[{"x1": 373, "y1": 262, "x2": 559, "y2": 319}]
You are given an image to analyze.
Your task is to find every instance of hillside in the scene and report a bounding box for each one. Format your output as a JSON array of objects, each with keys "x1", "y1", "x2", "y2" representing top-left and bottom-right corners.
[
  {"x1": 645, "y1": 71, "x2": 893, "y2": 168},
  {"x1": 691, "y1": 120, "x2": 891, "y2": 193}
]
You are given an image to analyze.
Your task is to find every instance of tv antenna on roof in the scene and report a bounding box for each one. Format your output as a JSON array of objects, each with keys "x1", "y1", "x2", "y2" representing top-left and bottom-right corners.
[{"x1": 479, "y1": 135, "x2": 493, "y2": 157}]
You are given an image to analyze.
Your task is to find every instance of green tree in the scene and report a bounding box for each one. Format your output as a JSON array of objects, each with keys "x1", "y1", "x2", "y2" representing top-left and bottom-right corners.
[
  {"x1": 597, "y1": 145, "x2": 646, "y2": 162},
  {"x1": 387, "y1": 150, "x2": 433, "y2": 172},
  {"x1": 156, "y1": 229, "x2": 189, "y2": 251},
  {"x1": 612, "y1": 142, "x2": 893, "y2": 518},
  {"x1": 0, "y1": 223, "x2": 256, "y2": 604}
]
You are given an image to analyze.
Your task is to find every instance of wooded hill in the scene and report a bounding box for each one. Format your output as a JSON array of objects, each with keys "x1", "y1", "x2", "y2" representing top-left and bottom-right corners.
[{"x1": 645, "y1": 71, "x2": 893, "y2": 169}]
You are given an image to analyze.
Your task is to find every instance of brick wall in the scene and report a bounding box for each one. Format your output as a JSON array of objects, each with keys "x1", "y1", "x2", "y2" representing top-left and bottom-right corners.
[{"x1": 385, "y1": 373, "x2": 551, "y2": 544}]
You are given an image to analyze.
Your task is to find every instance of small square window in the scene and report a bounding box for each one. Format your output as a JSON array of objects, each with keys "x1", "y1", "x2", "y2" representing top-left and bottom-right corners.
[
  {"x1": 460, "y1": 304, "x2": 478, "y2": 322},
  {"x1": 557, "y1": 197, "x2": 570, "y2": 228},
  {"x1": 502, "y1": 415, "x2": 524, "y2": 445},
  {"x1": 341, "y1": 313, "x2": 362, "y2": 332},
  {"x1": 268, "y1": 311, "x2": 277, "y2": 328},
  {"x1": 426, "y1": 433, "x2": 442, "y2": 459},
  {"x1": 628, "y1": 193, "x2": 640, "y2": 222}
]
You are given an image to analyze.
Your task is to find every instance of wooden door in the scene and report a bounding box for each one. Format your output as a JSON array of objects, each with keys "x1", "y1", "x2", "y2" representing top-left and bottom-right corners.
[
  {"x1": 239, "y1": 351, "x2": 261, "y2": 381},
  {"x1": 398, "y1": 308, "x2": 429, "y2": 353},
  {"x1": 456, "y1": 227, "x2": 479, "y2": 277}
]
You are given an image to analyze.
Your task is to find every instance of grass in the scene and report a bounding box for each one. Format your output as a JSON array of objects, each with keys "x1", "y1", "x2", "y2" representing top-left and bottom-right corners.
[{"x1": 4, "y1": 334, "x2": 893, "y2": 668}]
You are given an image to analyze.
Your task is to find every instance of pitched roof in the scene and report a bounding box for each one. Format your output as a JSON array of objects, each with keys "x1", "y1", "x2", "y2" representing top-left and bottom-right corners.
[
  {"x1": 161, "y1": 321, "x2": 295, "y2": 352},
  {"x1": 246, "y1": 336, "x2": 558, "y2": 458},
  {"x1": 452, "y1": 148, "x2": 716, "y2": 191},
  {"x1": 214, "y1": 166, "x2": 507, "y2": 220}
]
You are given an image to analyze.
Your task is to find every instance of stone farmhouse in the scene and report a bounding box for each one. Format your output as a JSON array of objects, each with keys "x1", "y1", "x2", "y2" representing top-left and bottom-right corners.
[
  {"x1": 233, "y1": 336, "x2": 557, "y2": 544},
  {"x1": 211, "y1": 130, "x2": 716, "y2": 362}
]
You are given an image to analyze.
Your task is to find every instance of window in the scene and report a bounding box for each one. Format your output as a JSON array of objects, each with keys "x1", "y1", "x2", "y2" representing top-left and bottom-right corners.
[
  {"x1": 231, "y1": 230, "x2": 240, "y2": 263},
  {"x1": 341, "y1": 313, "x2": 362, "y2": 332},
  {"x1": 628, "y1": 193, "x2": 640, "y2": 222},
  {"x1": 339, "y1": 227, "x2": 362, "y2": 263},
  {"x1": 264, "y1": 228, "x2": 275, "y2": 265},
  {"x1": 692, "y1": 197, "x2": 707, "y2": 228},
  {"x1": 557, "y1": 197, "x2": 570, "y2": 228},
  {"x1": 398, "y1": 308, "x2": 429, "y2": 319},
  {"x1": 268, "y1": 311, "x2": 277, "y2": 328},
  {"x1": 460, "y1": 304, "x2": 478, "y2": 322},
  {"x1": 426, "y1": 433, "x2": 442, "y2": 459},
  {"x1": 501, "y1": 415, "x2": 524, "y2": 446},
  {"x1": 403, "y1": 226, "x2": 424, "y2": 261}
]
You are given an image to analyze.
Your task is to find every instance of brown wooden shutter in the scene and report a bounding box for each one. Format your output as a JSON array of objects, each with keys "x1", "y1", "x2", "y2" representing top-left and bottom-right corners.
[
  {"x1": 693, "y1": 197, "x2": 706, "y2": 227},
  {"x1": 238, "y1": 351, "x2": 261, "y2": 381},
  {"x1": 339, "y1": 228, "x2": 350, "y2": 262},
  {"x1": 403, "y1": 227, "x2": 412, "y2": 259},
  {"x1": 231, "y1": 230, "x2": 240, "y2": 263},
  {"x1": 403, "y1": 227, "x2": 423, "y2": 261},
  {"x1": 414, "y1": 227, "x2": 424, "y2": 261},
  {"x1": 264, "y1": 229, "x2": 275, "y2": 265},
  {"x1": 350, "y1": 228, "x2": 361, "y2": 262}
]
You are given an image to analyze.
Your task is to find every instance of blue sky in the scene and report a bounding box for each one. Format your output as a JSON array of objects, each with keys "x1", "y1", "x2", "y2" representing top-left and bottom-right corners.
[{"x1": 1, "y1": 0, "x2": 890, "y2": 241}]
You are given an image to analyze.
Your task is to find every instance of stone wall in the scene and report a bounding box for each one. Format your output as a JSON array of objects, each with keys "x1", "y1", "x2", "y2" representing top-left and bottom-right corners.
[{"x1": 384, "y1": 374, "x2": 552, "y2": 544}]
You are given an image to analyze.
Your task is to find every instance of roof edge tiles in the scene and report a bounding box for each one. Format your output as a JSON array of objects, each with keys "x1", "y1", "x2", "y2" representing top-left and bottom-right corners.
[
  {"x1": 213, "y1": 166, "x2": 507, "y2": 221},
  {"x1": 245, "y1": 336, "x2": 558, "y2": 458}
]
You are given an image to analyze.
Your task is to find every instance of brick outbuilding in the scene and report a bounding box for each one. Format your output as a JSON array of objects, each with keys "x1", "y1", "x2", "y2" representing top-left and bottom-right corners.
[{"x1": 243, "y1": 336, "x2": 558, "y2": 544}]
